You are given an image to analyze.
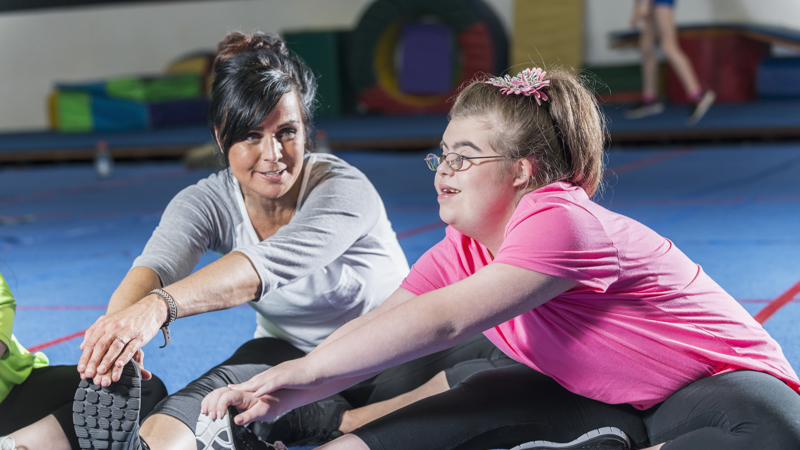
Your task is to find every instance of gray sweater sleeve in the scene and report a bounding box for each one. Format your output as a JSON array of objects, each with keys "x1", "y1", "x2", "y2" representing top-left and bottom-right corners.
[
  {"x1": 131, "y1": 174, "x2": 232, "y2": 287},
  {"x1": 132, "y1": 156, "x2": 383, "y2": 296},
  {"x1": 235, "y1": 156, "x2": 383, "y2": 298}
]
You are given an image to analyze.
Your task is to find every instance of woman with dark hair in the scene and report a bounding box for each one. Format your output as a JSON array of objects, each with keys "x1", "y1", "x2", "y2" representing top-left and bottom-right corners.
[
  {"x1": 203, "y1": 67, "x2": 800, "y2": 450},
  {"x1": 73, "y1": 32, "x2": 514, "y2": 450}
]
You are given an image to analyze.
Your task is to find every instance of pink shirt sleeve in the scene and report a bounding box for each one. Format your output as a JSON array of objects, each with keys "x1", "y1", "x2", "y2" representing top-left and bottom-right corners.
[
  {"x1": 400, "y1": 236, "x2": 451, "y2": 296},
  {"x1": 493, "y1": 197, "x2": 620, "y2": 292}
]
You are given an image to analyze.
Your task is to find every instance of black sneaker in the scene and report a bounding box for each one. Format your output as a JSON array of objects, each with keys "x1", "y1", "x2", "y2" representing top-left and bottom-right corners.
[
  {"x1": 686, "y1": 90, "x2": 715, "y2": 125},
  {"x1": 248, "y1": 394, "x2": 350, "y2": 446},
  {"x1": 73, "y1": 360, "x2": 144, "y2": 450},
  {"x1": 624, "y1": 100, "x2": 665, "y2": 119},
  {"x1": 510, "y1": 426, "x2": 630, "y2": 450}
]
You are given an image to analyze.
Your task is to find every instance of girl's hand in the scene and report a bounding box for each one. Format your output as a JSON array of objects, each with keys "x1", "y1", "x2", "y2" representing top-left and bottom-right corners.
[
  {"x1": 201, "y1": 387, "x2": 268, "y2": 422},
  {"x1": 229, "y1": 358, "x2": 322, "y2": 399}
]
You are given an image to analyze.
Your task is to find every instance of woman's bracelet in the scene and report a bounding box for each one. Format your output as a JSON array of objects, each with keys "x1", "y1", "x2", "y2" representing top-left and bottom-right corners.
[{"x1": 149, "y1": 288, "x2": 178, "y2": 348}]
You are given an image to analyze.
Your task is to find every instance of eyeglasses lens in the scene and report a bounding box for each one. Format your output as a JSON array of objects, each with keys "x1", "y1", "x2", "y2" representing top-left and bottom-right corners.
[
  {"x1": 425, "y1": 154, "x2": 440, "y2": 171},
  {"x1": 445, "y1": 154, "x2": 463, "y2": 171}
]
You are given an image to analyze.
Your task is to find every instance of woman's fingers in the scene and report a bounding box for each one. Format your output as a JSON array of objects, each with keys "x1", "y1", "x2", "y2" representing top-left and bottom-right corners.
[{"x1": 77, "y1": 318, "x2": 104, "y2": 375}]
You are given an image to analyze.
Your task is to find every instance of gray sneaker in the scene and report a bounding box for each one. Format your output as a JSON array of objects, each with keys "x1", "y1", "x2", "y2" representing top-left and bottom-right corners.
[
  {"x1": 510, "y1": 426, "x2": 630, "y2": 450},
  {"x1": 73, "y1": 360, "x2": 144, "y2": 450},
  {"x1": 687, "y1": 90, "x2": 715, "y2": 125},
  {"x1": 624, "y1": 100, "x2": 665, "y2": 119}
]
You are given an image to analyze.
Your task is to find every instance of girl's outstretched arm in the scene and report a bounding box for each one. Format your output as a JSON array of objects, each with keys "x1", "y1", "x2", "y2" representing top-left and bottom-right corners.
[{"x1": 208, "y1": 263, "x2": 577, "y2": 424}]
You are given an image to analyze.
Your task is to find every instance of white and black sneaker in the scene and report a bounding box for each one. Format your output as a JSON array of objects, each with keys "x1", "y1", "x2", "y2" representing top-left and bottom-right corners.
[
  {"x1": 196, "y1": 410, "x2": 236, "y2": 450},
  {"x1": 0, "y1": 436, "x2": 16, "y2": 450},
  {"x1": 73, "y1": 360, "x2": 144, "y2": 450},
  {"x1": 510, "y1": 426, "x2": 630, "y2": 450}
]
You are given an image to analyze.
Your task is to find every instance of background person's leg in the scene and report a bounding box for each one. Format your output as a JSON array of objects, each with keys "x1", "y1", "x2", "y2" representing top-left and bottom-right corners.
[
  {"x1": 645, "y1": 370, "x2": 800, "y2": 450},
  {"x1": 351, "y1": 365, "x2": 649, "y2": 450},
  {"x1": 640, "y1": 9, "x2": 660, "y2": 102},
  {"x1": 653, "y1": 4, "x2": 701, "y2": 97}
]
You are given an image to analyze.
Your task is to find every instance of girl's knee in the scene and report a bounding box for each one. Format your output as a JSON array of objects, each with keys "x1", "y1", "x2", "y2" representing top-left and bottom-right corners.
[{"x1": 316, "y1": 433, "x2": 370, "y2": 450}]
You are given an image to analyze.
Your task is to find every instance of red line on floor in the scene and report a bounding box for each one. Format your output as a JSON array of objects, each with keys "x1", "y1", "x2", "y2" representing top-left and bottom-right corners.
[
  {"x1": 17, "y1": 305, "x2": 106, "y2": 310},
  {"x1": 604, "y1": 147, "x2": 693, "y2": 179},
  {"x1": 28, "y1": 329, "x2": 87, "y2": 353},
  {"x1": 754, "y1": 280, "x2": 800, "y2": 324},
  {"x1": 397, "y1": 221, "x2": 447, "y2": 239}
]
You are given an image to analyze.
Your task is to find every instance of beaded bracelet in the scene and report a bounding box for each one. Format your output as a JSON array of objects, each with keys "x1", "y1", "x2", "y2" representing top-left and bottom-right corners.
[{"x1": 149, "y1": 288, "x2": 178, "y2": 348}]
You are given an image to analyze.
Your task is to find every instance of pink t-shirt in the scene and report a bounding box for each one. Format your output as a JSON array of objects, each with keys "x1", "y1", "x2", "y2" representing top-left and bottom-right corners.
[{"x1": 402, "y1": 182, "x2": 799, "y2": 409}]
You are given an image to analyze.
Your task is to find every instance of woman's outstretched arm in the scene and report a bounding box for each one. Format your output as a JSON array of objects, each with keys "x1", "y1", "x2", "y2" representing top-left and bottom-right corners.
[
  {"x1": 78, "y1": 252, "x2": 261, "y2": 385},
  {"x1": 209, "y1": 263, "x2": 577, "y2": 424}
]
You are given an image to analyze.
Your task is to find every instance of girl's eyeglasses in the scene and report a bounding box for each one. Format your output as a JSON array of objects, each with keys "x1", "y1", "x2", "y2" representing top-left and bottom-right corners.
[{"x1": 425, "y1": 153, "x2": 507, "y2": 171}]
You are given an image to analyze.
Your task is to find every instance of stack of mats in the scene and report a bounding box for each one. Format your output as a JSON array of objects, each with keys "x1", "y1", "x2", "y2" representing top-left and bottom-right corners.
[
  {"x1": 50, "y1": 52, "x2": 214, "y2": 133},
  {"x1": 283, "y1": 30, "x2": 352, "y2": 119},
  {"x1": 757, "y1": 57, "x2": 800, "y2": 98}
]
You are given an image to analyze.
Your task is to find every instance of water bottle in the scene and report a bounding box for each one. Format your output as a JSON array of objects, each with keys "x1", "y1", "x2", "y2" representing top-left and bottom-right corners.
[{"x1": 95, "y1": 140, "x2": 114, "y2": 178}]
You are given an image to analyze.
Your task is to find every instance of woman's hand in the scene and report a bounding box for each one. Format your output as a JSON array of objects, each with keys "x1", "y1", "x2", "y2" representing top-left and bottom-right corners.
[{"x1": 77, "y1": 294, "x2": 166, "y2": 385}]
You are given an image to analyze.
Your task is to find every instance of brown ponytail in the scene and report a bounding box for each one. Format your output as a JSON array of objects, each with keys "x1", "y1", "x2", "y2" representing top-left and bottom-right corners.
[{"x1": 450, "y1": 68, "x2": 607, "y2": 197}]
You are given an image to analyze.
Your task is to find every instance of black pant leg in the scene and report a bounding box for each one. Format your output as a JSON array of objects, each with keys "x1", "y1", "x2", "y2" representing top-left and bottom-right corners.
[
  {"x1": 147, "y1": 337, "x2": 305, "y2": 433},
  {"x1": 0, "y1": 365, "x2": 169, "y2": 450},
  {"x1": 343, "y1": 333, "x2": 516, "y2": 406},
  {"x1": 351, "y1": 364, "x2": 649, "y2": 450},
  {"x1": 645, "y1": 370, "x2": 800, "y2": 450},
  {"x1": 0, "y1": 365, "x2": 80, "y2": 434}
]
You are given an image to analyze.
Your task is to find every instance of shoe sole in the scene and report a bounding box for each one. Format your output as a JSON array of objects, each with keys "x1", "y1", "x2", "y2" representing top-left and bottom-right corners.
[
  {"x1": 687, "y1": 92, "x2": 716, "y2": 125},
  {"x1": 73, "y1": 361, "x2": 142, "y2": 450},
  {"x1": 510, "y1": 426, "x2": 630, "y2": 450}
]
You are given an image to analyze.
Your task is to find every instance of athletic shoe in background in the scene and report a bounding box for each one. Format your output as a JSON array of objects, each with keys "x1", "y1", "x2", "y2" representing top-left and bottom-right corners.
[
  {"x1": 624, "y1": 100, "x2": 665, "y2": 119},
  {"x1": 687, "y1": 90, "x2": 716, "y2": 125}
]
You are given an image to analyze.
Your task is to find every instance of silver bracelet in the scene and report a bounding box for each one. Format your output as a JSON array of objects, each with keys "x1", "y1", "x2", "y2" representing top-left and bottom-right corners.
[{"x1": 149, "y1": 288, "x2": 178, "y2": 348}]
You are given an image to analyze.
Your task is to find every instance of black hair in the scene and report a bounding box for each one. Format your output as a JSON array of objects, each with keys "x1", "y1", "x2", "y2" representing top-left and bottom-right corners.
[{"x1": 208, "y1": 31, "x2": 318, "y2": 167}]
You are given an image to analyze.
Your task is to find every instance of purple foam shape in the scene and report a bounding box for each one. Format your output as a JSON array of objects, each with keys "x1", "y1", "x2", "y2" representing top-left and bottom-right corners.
[{"x1": 400, "y1": 22, "x2": 454, "y2": 95}]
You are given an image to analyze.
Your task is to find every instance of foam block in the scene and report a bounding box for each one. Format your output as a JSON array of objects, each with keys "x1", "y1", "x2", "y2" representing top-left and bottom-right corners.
[
  {"x1": 400, "y1": 22, "x2": 453, "y2": 95},
  {"x1": 757, "y1": 57, "x2": 800, "y2": 98}
]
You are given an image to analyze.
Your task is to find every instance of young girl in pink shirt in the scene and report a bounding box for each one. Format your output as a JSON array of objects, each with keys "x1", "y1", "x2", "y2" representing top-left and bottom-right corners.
[{"x1": 202, "y1": 68, "x2": 800, "y2": 450}]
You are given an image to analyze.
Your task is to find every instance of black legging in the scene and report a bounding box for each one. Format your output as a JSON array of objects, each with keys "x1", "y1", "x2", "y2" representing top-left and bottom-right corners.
[
  {"x1": 352, "y1": 366, "x2": 800, "y2": 450},
  {"x1": 149, "y1": 334, "x2": 517, "y2": 433},
  {"x1": 0, "y1": 365, "x2": 168, "y2": 449}
]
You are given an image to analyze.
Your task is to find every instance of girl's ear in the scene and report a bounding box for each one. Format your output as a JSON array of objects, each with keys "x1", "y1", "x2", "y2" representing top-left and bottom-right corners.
[{"x1": 512, "y1": 157, "x2": 535, "y2": 188}]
